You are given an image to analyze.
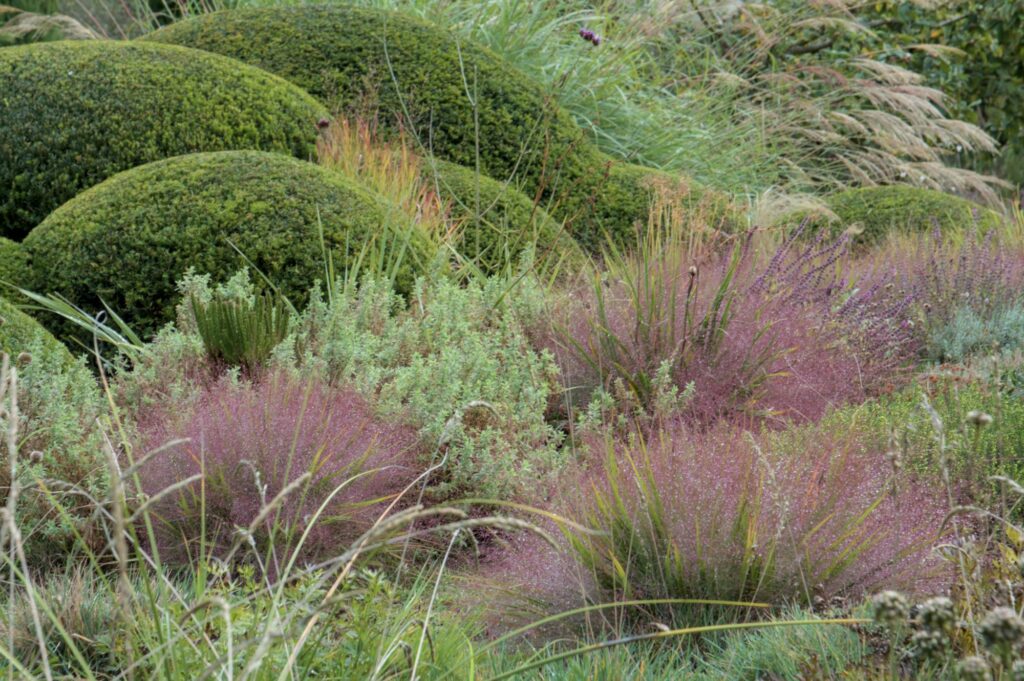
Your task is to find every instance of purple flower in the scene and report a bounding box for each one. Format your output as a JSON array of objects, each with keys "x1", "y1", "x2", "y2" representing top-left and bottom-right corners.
[
  {"x1": 316, "y1": 118, "x2": 330, "y2": 130},
  {"x1": 591, "y1": 34, "x2": 601, "y2": 46}
]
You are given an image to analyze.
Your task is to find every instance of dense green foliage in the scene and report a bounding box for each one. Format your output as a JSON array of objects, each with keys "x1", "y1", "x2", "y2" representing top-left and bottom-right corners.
[
  {"x1": 426, "y1": 159, "x2": 578, "y2": 273},
  {"x1": 0, "y1": 40, "x2": 326, "y2": 238},
  {"x1": 23, "y1": 150, "x2": 433, "y2": 338},
  {"x1": 857, "y1": 1, "x2": 1024, "y2": 182},
  {"x1": 813, "y1": 374, "x2": 1024, "y2": 488},
  {"x1": 143, "y1": 6, "x2": 723, "y2": 250},
  {"x1": 785, "y1": 186, "x2": 1003, "y2": 245},
  {"x1": 0, "y1": 237, "x2": 29, "y2": 289},
  {"x1": 0, "y1": 297, "x2": 69, "y2": 365},
  {"x1": 275, "y1": 275, "x2": 563, "y2": 499}
]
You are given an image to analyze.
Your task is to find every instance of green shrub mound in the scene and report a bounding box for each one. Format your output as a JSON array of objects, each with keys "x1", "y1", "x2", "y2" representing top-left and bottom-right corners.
[
  {"x1": 0, "y1": 40, "x2": 327, "y2": 239},
  {"x1": 144, "y1": 6, "x2": 726, "y2": 250},
  {"x1": 0, "y1": 297, "x2": 72, "y2": 367},
  {"x1": 427, "y1": 160, "x2": 580, "y2": 273},
  {"x1": 0, "y1": 237, "x2": 29, "y2": 289},
  {"x1": 783, "y1": 186, "x2": 1004, "y2": 245},
  {"x1": 23, "y1": 151, "x2": 434, "y2": 338}
]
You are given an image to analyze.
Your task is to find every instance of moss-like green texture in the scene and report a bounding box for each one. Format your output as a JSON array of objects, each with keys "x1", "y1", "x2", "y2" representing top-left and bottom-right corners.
[
  {"x1": 23, "y1": 151, "x2": 434, "y2": 338},
  {"x1": 427, "y1": 159, "x2": 580, "y2": 273},
  {"x1": 144, "y1": 7, "x2": 730, "y2": 251},
  {"x1": 784, "y1": 186, "x2": 1004, "y2": 245},
  {"x1": 0, "y1": 40, "x2": 328, "y2": 239},
  {"x1": 0, "y1": 237, "x2": 29, "y2": 289},
  {"x1": 0, "y1": 297, "x2": 73, "y2": 367}
]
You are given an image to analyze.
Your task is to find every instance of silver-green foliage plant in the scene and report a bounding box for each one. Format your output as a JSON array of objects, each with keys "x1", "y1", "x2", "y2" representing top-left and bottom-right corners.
[
  {"x1": 928, "y1": 305, "x2": 1024, "y2": 363},
  {"x1": 275, "y1": 274, "x2": 563, "y2": 499},
  {"x1": 0, "y1": 337, "x2": 106, "y2": 564}
]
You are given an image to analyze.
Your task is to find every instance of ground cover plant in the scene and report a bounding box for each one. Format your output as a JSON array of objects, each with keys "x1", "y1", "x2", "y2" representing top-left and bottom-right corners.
[{"x1": 5, "y1": 1, "x2": 1024, "y2": 678}]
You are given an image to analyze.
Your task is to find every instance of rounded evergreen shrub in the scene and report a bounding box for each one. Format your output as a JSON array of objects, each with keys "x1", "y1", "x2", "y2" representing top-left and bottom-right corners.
[
  {"x1": 0, "y1": 297, "x2": 72, "y2": 367},
  {"x1": 0, "y1": 40, "x2": 327, "y2": 239},
  {"x1": 145, "y1": 7, "x2": 726, "y2": 250},
  {"x1": 427, "y1": 159, "x2": 580, "y2": 273},
  {"x1": 23, "y1": 150, "x2": 434, "y2": 338},
  {"x1": 782, "y1": 186, "x2": 1004, "y2": 245},
  {"x1": 0, "y1": 237, "x2": 29, "y2": 289}
]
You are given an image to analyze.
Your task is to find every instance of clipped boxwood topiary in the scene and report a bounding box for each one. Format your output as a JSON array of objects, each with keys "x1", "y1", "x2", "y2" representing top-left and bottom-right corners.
[
  {"x1": 426, "y1": 159, "x2": 580, "y2": 273},
  {"x1": 0, "y1": 237, "x2": 29, "y2": 289},
  {"x1": 0, "y1": 297, "x2": 73, "y2": 367},
  {"x1": 781, "y1": 186, "x2": 1004, "y2": 246},
  {"x1": 144, "y1": 7, "x2": 727, "y2": 251},
  {"x1": 0, "y1": 40, "x2": 328, "y2": 239},
  {"x1": 23, "y1": 151, "x2": 435, "y2": 339}
]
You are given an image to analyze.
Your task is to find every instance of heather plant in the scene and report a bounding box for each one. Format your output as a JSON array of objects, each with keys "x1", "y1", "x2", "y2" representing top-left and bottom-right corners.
[
  {"x1": 136, "y1": 370, "x2": 421, "y2": 565},
  {"x1": 561, "y1": 221, "x2": 917, "y2": 425},
  {"x1": 568, "y1": 422, "x2": 950, "y2": 630},
  {"x1": 277, "y1": 273, "x2": 563, "y2": 499}
]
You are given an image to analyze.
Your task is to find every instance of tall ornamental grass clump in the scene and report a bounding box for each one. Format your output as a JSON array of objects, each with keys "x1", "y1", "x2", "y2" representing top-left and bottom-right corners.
[
  {"x1": 137, "y1": 370, "x2": 421, "y2": 565},
  {"x1": 568, "y1": 422, "x2": 949, "y2": 628},
  {"x1": 561, "y1": 222, "x2": 918, "y2": 424}
]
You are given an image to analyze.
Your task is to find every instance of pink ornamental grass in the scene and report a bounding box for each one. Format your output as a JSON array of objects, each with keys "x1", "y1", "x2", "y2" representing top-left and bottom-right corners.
[
  {"x1": 568, "y1": 422, "x2": 950, "y2": 619},
  {"x1": 561, "y1": 227, "x2": 918, "y2": 425},
  {"x1": 136, "y1": 371, "x2": 421, "y2": 565}
]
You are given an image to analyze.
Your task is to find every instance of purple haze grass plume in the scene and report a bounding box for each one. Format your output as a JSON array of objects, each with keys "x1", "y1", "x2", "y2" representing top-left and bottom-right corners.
[
  {"x1": 571, "y1": 422, "x2": 951, "y2": 607},
  {"x1": 559, "y1": 225, "x2": 918, "y2": 425},
  {"x1": 136, "y1": 371, "x2": 420, "y2": 564}
]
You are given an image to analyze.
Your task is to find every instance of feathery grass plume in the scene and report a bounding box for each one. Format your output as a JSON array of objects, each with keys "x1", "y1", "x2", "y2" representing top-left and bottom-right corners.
[
  {"x1": 316, "y1": 115, "x2": 451, "y2": 244},
  {"x1": 136, "y1": 370, "x2": 421, "y2": 566},
  {"x1": 0, "y1": 4, "x2": 97, "y2": 44},
  {"x1": 560, "y1": 220, "x2": 917, "y2": 424},
  {"x1": 567, "y1": 421, "x2": 950, "y2": 629}
]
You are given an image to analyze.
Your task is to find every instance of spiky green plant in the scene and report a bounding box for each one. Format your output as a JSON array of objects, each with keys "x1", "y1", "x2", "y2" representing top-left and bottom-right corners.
[{"x1": 191, "y1": 290, "x2": 290, "y2": 373}]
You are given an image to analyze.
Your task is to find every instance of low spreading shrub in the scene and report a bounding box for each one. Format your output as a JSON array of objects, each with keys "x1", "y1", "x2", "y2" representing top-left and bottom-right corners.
[
  {"x1": 277, "y1": 274, "x2": 564, "y2": 499},
  {"x1": 23, "y1": 150, "x2": 435, "y2": 338},
  {"x1": 0, "y1": 297, "x2": 106, "y2": 564},
  {"x1": 143, "y1": 6, "x2": 730, "y2": 250},
  {"x1": 568, "y1": 423, "x2": 949, "y2": 628},
  {"x1": 817, "y1": 370, "x2": 1024, "y2": 492},
  {"x1": 782, "y1": 186, "x2": 1004, "y2": 247},
  {"x1": 136, "y1": 370, "x2": 421, "y2": 564},
  {"x1": 0, "y1": 40, "x2": 326, "y2": 238}
]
